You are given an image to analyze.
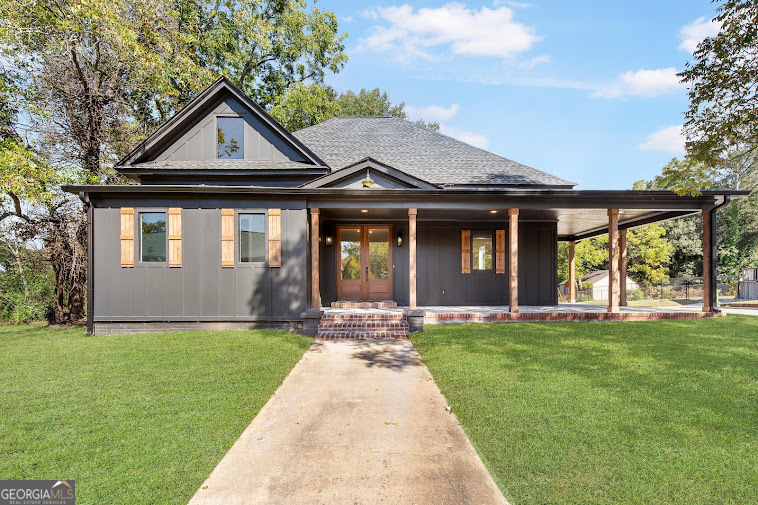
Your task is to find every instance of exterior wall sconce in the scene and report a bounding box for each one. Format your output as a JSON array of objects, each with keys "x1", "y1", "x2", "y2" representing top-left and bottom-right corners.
[
  {"x1": 397, "y1": 233, "x2": 403, "y2": 247},
  {"x1": 325, "y1": 235, "x2": 333, "y2": 246}
]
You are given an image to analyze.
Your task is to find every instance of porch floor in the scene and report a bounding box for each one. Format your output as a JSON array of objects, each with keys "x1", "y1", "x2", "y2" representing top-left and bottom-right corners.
[{"x1": 322, "y1": 302, "x2": 720, "y2": 323}]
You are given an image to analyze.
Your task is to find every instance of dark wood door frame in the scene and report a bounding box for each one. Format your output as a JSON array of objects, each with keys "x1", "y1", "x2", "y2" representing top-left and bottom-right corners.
[{"x1": 336, "y1": 225, "x2": 393, "y2": 301}]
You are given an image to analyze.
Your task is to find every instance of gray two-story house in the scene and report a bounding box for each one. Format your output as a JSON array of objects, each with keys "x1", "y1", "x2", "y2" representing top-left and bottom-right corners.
[{"x1": 65, "y1": 77, "x2": 743, "y2": 335}]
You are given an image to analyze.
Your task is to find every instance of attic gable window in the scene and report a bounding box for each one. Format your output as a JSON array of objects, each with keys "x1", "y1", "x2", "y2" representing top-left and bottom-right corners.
[{"x1": 217, "y1": 117, "x2": 244, "y2": 159}]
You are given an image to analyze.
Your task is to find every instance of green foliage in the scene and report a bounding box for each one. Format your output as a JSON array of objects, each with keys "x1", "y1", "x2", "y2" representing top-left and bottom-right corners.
[
  {"x1": 270, "y1": 82, "x2": 441, "y2": 131},
  {"x1": 627, "y1": 224, "x2": 674, "y2": 286},
  {"x1": 558, "y1": 225, "x2": 673, "y2": 287},
  {"x1": 679, "y1": 0, "x2": 758, "y2": 165},
  {"x1": 177, "y1": 0, "x2": 348, "y2": 108},
  {"x1": 0, "y1": 240, "x2": 54, "y2": 323}
]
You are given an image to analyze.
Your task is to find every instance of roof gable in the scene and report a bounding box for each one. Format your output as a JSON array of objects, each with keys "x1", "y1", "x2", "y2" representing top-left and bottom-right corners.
[
  {"x1": 117, "y1": 77, "x2": 325, "y2": 169},
  {"x1": 293, "y1": 117, "x2": 576, "y2": 188},
  {"x1": 300, "y1": 158, "x2": 439, "y2": 189}
]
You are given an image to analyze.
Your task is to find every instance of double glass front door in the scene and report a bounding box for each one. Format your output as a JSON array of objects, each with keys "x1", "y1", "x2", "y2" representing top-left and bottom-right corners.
[{"x1": 337, "y1": 226, "x2": 393, "y2": 301}]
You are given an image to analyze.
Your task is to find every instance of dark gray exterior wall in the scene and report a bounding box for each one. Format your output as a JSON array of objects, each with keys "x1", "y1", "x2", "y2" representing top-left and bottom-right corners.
[
  {"x1": 154, "y1": 96, "x2": 306, "y2": 163},
  {"x1": 417, "y1": 222, "x2": 556, "y2": 306},
  {"x1": 93, "y1": 204, "x2": 307, "y2": 322},
  {"x1": 319, "y1": 220, "x2": 556, "y2": 307}
]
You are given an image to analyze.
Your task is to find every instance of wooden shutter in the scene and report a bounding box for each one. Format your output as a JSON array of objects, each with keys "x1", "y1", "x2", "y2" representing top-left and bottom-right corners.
[
  {"x1": 168, "y1": 208, "x2": 182, "y2": 267},
  {"x1": 120, "y1": 208, "x2": 134, "y2": 267},
  {"x1": 496, "y1": 229, "x2": 506, "y2": 274},
  {"x1": 268, "y1": 209, "x2": 281, "y2": 267},
  {"x1": 221, "y1": 209, "x2": 234, "y2": 268},
  {"x1": 461, "y1": 230, "x2": 471, "y2": 274}
]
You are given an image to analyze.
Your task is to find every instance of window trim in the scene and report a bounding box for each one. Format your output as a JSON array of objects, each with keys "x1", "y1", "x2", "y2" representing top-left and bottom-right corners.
[
  {"x1": 136, "y1": 208, "x2": 169, "y2": 267},
  {"x1": 216, "y1": 115, "x2": 245, "y2": 160},
  {"x1": 235, "y1": 209, "x2": 268, "y2": 267},
  {"x1": 470, "y1": 230, "x2": 494, "y2": 272}
]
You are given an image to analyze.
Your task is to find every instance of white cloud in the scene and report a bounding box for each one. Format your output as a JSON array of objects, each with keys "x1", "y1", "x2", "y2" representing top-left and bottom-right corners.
[
  {"x1": 405, "y1": 104, "x2": 460, "y2": 122},
  {"x1": 640, "y1": 125, "x2": 685, "y2": 153},
  {"x1": 519, "y1": 54, "x2": 551, "y2": 69},
  {"x1": 593, "y1": 67, "x2": 683, "y2": 98},
  {"x1": 679, "y1": 16, "x2": 720, "y2": 53},
  {"x1": 440, "y1": 124, "x2": 490, "y2": 149},
  {"x1": 406, "y1": 102, "x2": 489, "y2": 148},
  {"x1": 360, "y1": 3, "x2": 541, "y2": 61}
]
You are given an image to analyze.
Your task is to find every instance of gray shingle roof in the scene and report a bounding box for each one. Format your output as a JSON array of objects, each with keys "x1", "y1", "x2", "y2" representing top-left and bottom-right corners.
[
  {"x1": 127, "y1": 160, "x2": 319, "y2": 171},
  {"x1": 293, "y1": 117, "x2": 575, "y2": 187}
]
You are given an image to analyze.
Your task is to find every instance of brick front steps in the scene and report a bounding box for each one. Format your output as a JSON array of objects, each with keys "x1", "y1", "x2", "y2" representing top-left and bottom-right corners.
[
  {"x1": 330, "y1": 301, "x2": 398, "y2": 309},
  {"x1": 317, "y1": 311, "x2": 409, "y2": 339}
]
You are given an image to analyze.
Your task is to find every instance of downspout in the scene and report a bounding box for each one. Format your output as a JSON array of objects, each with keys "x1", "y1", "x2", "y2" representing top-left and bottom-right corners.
[
  {"x1": 710, "y1": 195, "x2": 731, "y2": 313},
  {"x1": 78, "y1": 191, "x2": 94, "y2": 336}
]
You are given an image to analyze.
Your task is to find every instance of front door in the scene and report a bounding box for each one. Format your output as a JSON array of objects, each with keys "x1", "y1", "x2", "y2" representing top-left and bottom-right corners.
[{"x1": 337, "y1": 226, "x2": 393, "y2": 301}]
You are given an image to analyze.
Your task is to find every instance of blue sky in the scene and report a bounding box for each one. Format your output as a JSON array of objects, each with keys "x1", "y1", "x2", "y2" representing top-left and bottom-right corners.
[{"x1": 317, "y1": 0, "x2": 721, "y2": 189}]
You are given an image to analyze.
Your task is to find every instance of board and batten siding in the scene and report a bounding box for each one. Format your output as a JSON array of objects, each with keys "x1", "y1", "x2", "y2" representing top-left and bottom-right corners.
[
  {"x1": 417, "y1": 222, "x2": 557, "y2": 306},
  {"x1": 93, "y1": 207, "x2": 307, "y2": 321},
  {"x1": 153, "y1": 96, "x2": 306, "y2": 163}
]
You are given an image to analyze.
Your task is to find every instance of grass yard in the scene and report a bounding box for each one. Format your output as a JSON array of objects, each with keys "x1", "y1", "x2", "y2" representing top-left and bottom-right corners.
[
  {"x1": 0, "y1": 324, "x2": 311, "y2": 504},
  {"x1": 413, "y1": 316, "x2": 758, "y2": 505}
]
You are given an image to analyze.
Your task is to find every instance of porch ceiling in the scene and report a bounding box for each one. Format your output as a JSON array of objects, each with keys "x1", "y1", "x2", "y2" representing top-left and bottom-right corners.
[{"x1": 319, "y1": 207, "x2": 695, "y2": 241}]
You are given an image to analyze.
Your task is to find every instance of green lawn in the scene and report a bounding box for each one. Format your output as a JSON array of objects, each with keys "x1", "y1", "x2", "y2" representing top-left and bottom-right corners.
[
  {"x1": 0, "y1": 324, "x2": 311, "y2": 504},
  {"x1": 413, "y1": 316, "x2": 758, "y2": 505}
]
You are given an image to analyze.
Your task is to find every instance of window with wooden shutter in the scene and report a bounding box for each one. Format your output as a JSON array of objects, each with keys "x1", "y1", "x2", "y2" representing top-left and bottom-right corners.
[
  {"x1": 496, "y1": 229, "x2": 506, "y2": 274},
  {"x1": 168, "y1": 208, "x2": 182, "y2": 267},
  {"x1": 221, "y1": 209, "x2": 234, "y2": 267},
  {"x1": 461, "y1": 229, "x2": 471, "y2": 274},
  {"x1": 120, "y1": 208, "x2": 134, "y2": 267},
  {"x1": 268, "y1": 209, "x2": 281, "y2": 267}
]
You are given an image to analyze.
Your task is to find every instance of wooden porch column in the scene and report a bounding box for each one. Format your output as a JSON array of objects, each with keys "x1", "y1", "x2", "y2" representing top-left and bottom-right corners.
[
  {"x1": 608, "y1": 209, "x2": 620, "y2": 313},
  {"x1": 568, "y1": 240, "x2": 576, "y2": 303},
  {"x1": 702, "y1": 209, "x2": 713, "y2": 312},
  {"x1": 509, "y1": 208, "x2": 519, "y2": 313},
  {"x1": 310, "y1": 208, "x2": 320, "y2": 309},
  {"x1": 409, "y1": 208, "x2": 417, "y2": 309},
  {"x1": 619, "y1": 229, "x2": 628, "y2": 307}
]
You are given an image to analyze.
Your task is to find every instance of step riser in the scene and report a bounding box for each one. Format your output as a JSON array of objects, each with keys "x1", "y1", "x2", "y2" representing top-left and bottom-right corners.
[
  {"x1": 317, "y1": 331, "x2": 409, "y2": 340},
  {"x1": 330, "y1": 301, "x2": 398, "y2": 309},
  {"x1": 321, "y1": 314, "x2": 404, "y2": 322},
  {"x1": 318, "y1": 325, "x2": 409, "y2": 332}
]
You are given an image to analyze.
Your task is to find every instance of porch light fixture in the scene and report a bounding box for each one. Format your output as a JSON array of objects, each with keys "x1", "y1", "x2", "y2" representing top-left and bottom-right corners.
[
  {"x1": 361, "y1": 170, "x2": 375, "y2": 188},
  {"x1": 325, "y1": 235, "x2": 333, "y2": 246},
  {"x1": 397, "y1": 232, "x2": 403, "y2": 247}
]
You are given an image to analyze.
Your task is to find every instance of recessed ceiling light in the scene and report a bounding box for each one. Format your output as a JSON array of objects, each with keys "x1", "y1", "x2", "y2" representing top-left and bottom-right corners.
[
  {"x1": 361, "y1": 209, "x2": 368, "y2": 213},
  {"x1": 490, "y1": 210, "x2": 498, "y2": 214}
]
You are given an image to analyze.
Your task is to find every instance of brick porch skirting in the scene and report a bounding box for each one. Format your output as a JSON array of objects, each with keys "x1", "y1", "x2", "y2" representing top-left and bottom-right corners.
[{"x1": 424, "y1": 311, "x2": 726, "y2": 324}]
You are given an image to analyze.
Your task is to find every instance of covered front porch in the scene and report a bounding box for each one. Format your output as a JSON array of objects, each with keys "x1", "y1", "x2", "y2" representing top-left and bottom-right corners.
[{"x1": 305, "y1": 188, "x2": 737, "y2": 326}]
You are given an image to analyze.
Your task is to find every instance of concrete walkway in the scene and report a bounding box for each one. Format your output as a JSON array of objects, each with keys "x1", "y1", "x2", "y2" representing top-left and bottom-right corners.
[{"x1": 188, "y1": 339, "x2": 508, "y2": 505}]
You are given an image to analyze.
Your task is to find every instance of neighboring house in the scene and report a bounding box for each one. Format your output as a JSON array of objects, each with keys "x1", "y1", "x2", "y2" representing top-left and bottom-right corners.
[
  {"x1": 559, "y1": 270, "x2": 640, "y2": 301},
  {"x1": 63, "y1": 78, "x2": 745, "y2": 334}
]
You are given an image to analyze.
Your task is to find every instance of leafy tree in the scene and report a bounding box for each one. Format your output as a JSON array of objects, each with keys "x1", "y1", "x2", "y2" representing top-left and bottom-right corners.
[
  {"x1": 270, "y1": 82, "x2": 441, "y2": 131},
  {"x1": 557, "y1": 225, "x2": 673, "y2": 287},
  {"x1": 679, "y1": 0, "x2": 758, "y2": 166},
  {"x1": 626, "y1": 224, "x2": 674, "y2": 286},
  {"x1": 176, "y1": 0, "x2": 348, "y2": 108}
]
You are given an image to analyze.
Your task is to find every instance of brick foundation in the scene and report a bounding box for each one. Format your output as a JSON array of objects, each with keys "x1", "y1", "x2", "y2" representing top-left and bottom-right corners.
[{"x1": 424, "y1": 310, "x2": 725, "y2": 324}]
